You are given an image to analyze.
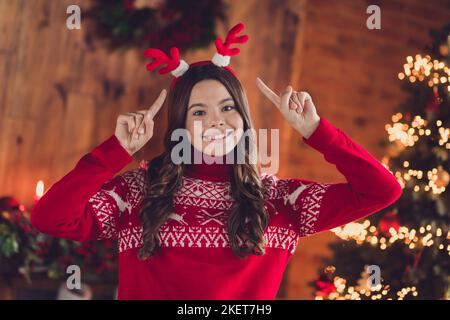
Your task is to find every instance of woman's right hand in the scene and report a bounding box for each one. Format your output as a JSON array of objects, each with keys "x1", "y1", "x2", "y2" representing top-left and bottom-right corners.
[{"x1": 115, "y1": 89, "x2": 167, "y2": 156}]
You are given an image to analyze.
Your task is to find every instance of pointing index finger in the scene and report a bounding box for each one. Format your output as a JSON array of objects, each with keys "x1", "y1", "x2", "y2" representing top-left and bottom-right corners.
[
  {"x1": 256, "y1": 77, "x2": 280, "y2": 107},
  {"x1": 148, "y1": 89, "x2": 167, "y2": 119}
]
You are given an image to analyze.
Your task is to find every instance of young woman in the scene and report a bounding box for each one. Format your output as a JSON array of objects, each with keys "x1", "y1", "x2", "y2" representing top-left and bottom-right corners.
[{"x1": 30, "y1": 23, "x2": 402, "y2": 300}]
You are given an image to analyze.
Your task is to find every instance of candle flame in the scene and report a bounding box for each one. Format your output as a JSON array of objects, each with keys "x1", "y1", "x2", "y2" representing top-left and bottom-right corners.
[{"x1": 36, "y1": 180, "x2": 44, "y2": 198}]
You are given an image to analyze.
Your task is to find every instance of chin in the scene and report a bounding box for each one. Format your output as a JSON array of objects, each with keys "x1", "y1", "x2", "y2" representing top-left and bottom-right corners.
[{"x1": 200, "y1": 141, "x2": 237, "y2": 157}]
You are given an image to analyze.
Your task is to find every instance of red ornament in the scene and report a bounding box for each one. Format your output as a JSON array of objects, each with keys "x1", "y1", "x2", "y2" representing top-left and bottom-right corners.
[
  {"x1": 139, "y1": 160, "x2": 150, "y2": 170},
  {"x1": 0, "y1": 196, "x2": 21, "y2": 212},
  {"x1": 378, "y1": 211, "x2": 400, "y2": 236},
  {"x1": 315, "y1": 279, "x2": 336, "y2": 297},
  {"x1": 425, "y1": 86, "x2": 442, "y2": 114},
  {"x1": 0, "y1": 196, "x2": 33, "y2": 228},
  {"x1": 404, "y1": 112, "x2": 411, "y2": 121}
]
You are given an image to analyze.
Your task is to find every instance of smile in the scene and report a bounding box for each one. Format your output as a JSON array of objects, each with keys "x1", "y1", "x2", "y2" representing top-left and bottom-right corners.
[{"x1": 202, "y1": 130, "x2": 234, "y2": 142}]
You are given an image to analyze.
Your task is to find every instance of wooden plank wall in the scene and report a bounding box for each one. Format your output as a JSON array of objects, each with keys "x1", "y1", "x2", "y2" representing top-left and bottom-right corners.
[{"x1": 1, "y1": 0, "x2": 449, "y2": 299}]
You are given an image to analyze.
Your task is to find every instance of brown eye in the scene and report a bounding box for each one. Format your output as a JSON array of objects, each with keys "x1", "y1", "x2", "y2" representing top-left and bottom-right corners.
[
  {"x1": 193, "y1": 110, "x2": 206, "y2": 116},
  {"x1": 222, "y1": 105, "x2": 236, "y2": 112}
]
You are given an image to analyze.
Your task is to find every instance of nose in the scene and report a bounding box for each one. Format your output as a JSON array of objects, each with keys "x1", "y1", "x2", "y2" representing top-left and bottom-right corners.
[
  {"x1": 208, "y1": 114, "x2": 225, "y2": 128},
  {"x1": 211, "y1": 119, "x2": 225, "y2": 127}
]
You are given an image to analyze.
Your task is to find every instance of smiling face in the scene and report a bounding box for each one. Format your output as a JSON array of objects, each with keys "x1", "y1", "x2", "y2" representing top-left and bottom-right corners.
[{"x1": 185, "y1": 79, "x2": 244, "y2": 157}]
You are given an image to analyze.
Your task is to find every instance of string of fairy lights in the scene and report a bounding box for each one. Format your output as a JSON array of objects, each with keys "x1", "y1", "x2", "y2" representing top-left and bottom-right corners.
[
  {"x1": 398, "y1": 54, "x2": 450, "y2": 91},
  {"x1": 384, "y1": 113, "x2": 449, "y2": 195},
  {"x1": 331, "y1": 219, "x2": 450, "y2": 254},
  {"x1": 315, "y1": 276, "x2": 418, "y2": 300}
]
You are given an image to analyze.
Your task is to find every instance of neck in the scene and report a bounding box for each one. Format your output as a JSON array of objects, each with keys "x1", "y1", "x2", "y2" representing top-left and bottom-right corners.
[{"x1": 184, "y1": 147, "x2": 233, "y2": 181}]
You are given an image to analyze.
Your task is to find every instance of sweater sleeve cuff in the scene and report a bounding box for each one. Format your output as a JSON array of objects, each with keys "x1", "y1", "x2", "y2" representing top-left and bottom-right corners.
[
  {"x1": 91, "y1": 134, "x2": 134, "y2": 173},
  {"x1": 302, "y1": 117, "x2": 339, "y2": 152}
]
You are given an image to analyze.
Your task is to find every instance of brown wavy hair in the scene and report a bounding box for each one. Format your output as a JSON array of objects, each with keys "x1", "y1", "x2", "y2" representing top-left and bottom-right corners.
[{"x1": 137, "y1": 63, "x2": 273, "y2": 260}]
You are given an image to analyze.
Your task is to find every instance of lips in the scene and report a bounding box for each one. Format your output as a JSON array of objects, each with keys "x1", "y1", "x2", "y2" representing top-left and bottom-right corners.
[{"x1": 202, "y1": 130, "x2": 234, "y2": 142}]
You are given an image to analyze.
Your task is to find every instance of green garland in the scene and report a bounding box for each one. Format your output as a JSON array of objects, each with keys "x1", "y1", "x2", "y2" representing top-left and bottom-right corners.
[
  {"x1": 86, "y1": 0, "x2": 228, "y2": 52},
  {"x1": 0, "y1": 197, "x2": 117, "y2": 283}
]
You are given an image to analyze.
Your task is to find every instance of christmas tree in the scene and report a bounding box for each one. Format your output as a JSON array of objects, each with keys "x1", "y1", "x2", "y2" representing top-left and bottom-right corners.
[{"x1": 312, "y1": 24, "x2": 450, "y2": 300}]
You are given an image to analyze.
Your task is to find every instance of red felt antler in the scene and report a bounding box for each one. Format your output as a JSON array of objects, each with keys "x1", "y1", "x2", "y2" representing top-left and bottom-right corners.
[
  {"x1": 215, "y1": 22, "x2": 249, "y2": 56},
  {"x1": 143, "y1": 47, "x2": 181, "y2": 75}
]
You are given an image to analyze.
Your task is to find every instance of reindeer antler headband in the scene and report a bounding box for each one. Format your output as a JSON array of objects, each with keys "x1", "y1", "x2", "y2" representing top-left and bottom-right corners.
[{"x1": 144, "y1": 22, "x2": 249, "y2": 89}]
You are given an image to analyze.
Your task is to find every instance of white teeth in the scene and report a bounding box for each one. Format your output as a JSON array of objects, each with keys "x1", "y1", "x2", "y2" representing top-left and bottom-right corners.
[{"x1": 202, "y1": 130, "x2": 233, "y2": 142}]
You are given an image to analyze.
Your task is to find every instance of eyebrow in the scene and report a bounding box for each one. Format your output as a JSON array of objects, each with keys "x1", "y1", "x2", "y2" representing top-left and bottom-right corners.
[{"x1": 188, "y1": 97, "x2": 234, "y2": 110}]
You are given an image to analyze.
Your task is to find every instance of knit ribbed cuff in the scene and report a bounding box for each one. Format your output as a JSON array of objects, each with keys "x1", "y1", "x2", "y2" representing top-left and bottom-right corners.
[{"x1": 302, "y1": 117, "x2": 339, "y2": 153}]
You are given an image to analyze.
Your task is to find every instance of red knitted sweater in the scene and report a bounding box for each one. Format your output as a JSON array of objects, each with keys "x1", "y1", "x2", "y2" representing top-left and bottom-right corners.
[{"x1": 30, "y1": 117, "x2": 402, "y2": 300}]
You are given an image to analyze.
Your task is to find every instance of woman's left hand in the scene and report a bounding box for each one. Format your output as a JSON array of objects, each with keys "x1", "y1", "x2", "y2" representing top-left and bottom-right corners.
[{"x1": 256, "y1": 77, "x2": 320, "y2": 139}]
